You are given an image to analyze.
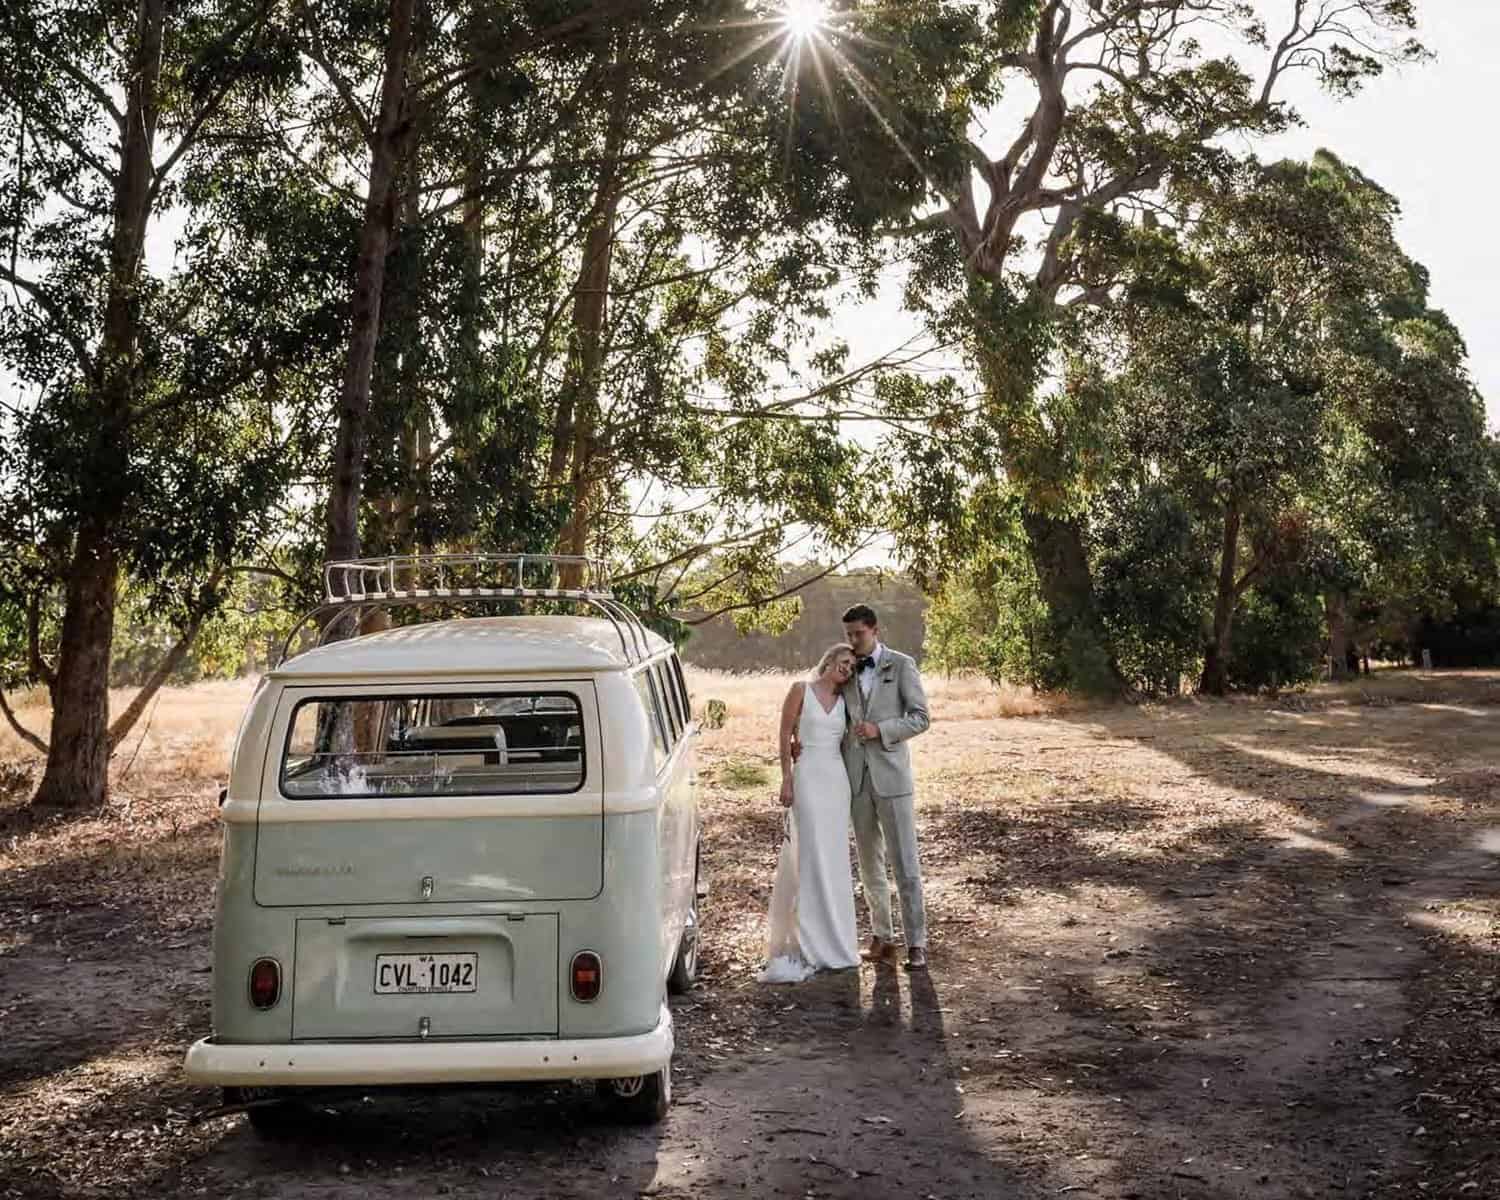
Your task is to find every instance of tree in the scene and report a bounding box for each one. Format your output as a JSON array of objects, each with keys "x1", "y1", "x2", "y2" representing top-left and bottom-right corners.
[
  {"x1": 767, "y1": 0, "x2": 1429, "y2": 692},
  {"x1": 0, "y1": 0, "x2": 312, "y2": 808},
  {"x1": 1092, "y1": 152, "x2": 1494, "y2": 693},
  {"x1": 300, "y1": 0, "x2": 662, "y2": 593}
]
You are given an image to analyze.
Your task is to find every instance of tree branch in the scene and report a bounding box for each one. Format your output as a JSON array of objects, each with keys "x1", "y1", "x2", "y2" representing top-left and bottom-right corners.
[
  {"x1": 680, "y1": 533, "x2": 881, "y2": 626},
  {"x1": 106, "y1": 573, "x2": 223, "y2": 752},
  {"x1": 612, "y1": 524, "x2": 786, "y2": 586},
  {"x1": 227, "y1": 561, "x2": 306, "y2": 588},
  {"x1": 413, "y1": 0, "x2": 649, "y2": 121},
  {"x1": 0, "y1": 264, "x2": 94, "y2": 378},
  {"x1": 295, "y1": 0, "x2": 375, "y2": 144},
  {"x1": 0, "y1": 688, "x2": 48, "y2": 755}
]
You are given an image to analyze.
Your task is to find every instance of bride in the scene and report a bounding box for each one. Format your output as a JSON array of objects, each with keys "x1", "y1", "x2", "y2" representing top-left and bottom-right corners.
[{"x1": 758, "y1": 644, "x2": 860, "y2": 982}]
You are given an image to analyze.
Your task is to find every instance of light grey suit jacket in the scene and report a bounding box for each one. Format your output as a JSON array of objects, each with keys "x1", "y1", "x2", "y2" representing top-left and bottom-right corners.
[{"x1": 840, "y1": 647, "x2": 929, "y2": 797}]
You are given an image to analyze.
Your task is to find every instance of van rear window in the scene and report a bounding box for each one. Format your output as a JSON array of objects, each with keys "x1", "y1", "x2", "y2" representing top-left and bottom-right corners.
[{"x1": 280, "y1": 692, "x2": 585, "y2": 798}]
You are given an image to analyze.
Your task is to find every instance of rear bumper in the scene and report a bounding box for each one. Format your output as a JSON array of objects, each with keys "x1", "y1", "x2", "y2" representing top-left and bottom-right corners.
[{"x1": 183, "y1": 1006, "x2": 672, "y2": 1087}]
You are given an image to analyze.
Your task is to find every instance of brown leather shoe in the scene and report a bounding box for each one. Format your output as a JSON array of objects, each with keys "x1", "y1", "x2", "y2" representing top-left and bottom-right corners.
[
  {"x1": 904, "y1": 946, "x2": 928, "y2": 971},
  {"x1": 861, "y1": 936, "x2": 898, "y2": 963}
]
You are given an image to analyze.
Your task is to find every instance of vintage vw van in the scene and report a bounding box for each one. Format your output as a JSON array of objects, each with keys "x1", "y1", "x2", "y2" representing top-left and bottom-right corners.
[{"x1": 183, "y1": 556, "x2": 701, "y2": 1130}]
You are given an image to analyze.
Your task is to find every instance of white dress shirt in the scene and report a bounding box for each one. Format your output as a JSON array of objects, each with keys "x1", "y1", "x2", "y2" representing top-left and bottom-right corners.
[{"x1": 857, "y1": 642, "x2": 885, "y2": 700}]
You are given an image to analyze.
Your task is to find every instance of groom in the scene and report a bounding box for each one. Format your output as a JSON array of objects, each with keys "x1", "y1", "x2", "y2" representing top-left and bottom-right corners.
[{"x1": 839, "y1": 603, "x2": 931, "y2": 970}]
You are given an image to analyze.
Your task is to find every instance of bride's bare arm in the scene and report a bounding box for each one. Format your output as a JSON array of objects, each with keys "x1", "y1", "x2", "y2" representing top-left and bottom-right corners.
[{"x1": 777, "y1": 683, "x2": 803, "y2": 808}]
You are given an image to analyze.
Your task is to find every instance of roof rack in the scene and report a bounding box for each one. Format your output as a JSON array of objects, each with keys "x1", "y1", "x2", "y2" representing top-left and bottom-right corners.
[{"x1": 276, "y1": 553, "x2": 655, "y2": 667}]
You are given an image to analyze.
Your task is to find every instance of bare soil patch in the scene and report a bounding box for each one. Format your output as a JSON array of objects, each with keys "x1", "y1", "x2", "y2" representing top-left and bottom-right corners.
[{"x1": 2, "y1": 670, "x2": 1497, "y2": 1198}]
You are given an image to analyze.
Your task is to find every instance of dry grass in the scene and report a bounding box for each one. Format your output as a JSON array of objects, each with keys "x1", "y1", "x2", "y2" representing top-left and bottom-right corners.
[
  {"x1": 683, "y1": 666, "x2": 1055, "y2": 764},
  {"x1": 0, "y1": 680, "x2": 256, "y2": 926}
]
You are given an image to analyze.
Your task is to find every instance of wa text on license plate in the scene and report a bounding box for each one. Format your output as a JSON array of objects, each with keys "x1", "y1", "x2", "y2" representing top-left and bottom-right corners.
[{"x1": 374, "y1": 953, "x2": 478, "y2": 994}]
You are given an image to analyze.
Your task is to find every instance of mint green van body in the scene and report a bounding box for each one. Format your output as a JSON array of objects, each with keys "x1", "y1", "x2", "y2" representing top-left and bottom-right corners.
[{"x1": 184, "y1": 614, "x2": 700, "y2": 1122}]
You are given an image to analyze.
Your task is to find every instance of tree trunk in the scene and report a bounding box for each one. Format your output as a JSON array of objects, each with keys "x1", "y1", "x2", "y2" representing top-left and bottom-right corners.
[
  {"x1": 1199, "y1": 500, "x2": 1242, "y2": 697},
  {"x1": 388, "y1": 183, "x2": 424, "y2": 562},
  {"x1": 553, "y1": 55, "x2": 630, "y2": 587},
  {"x1": 972, "y1": 316, "x2": 1125, "y2": 698},
  {"x1": 106, "y1": 572, "x2": 221, "y2": 751},
  {"x1": 31, "y1": 527, "x2": 120, "y2": 809},
  {"x1": 31, "y1": 0, "x2": 163, "y2": 810},
  {"x1": 1325, "y1": 590, "x2": 1352, "y2": 680},
  {"x1": 323, "y1": 0, "x2": 418, "y2": 593},
  {"x1": 1019, "y1": 508, "x2": 1122, "y2": 695},
  {"x1": 555, "y1": 206, "x2": 616, "y2": 573}
]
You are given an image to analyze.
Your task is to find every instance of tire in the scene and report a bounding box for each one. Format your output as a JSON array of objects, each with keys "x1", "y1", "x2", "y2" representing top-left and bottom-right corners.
[
  {"x1": 225, "y1": 1087, "x2": 303, "y2": 1138},
  {"x1": 598, "y1": 1063, "x2": 671, "y2": 1124},
  {"x1": 667, "y1": 851, "x2": 701, "y2": 995}
]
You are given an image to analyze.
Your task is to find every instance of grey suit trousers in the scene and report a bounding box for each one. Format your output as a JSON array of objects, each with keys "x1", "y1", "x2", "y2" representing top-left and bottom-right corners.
[{"x1": 850, "y1": 767, "x2": 927, "y2": 948}]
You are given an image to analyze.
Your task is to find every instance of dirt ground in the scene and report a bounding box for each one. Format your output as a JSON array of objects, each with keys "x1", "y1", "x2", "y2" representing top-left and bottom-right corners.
[{"x1": 2, "y1": 670, "x2": 1498, "y2": 1199}]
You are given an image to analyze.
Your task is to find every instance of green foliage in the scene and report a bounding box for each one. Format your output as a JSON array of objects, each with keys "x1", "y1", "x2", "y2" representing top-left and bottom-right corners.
[
  {"x1": 1412, "y1": 605, "x2": 1500, "y2": 669},
  {"x1": 1093, "y1": 485, "x2": 1212, "y2": 695},
  {"x1": 109, "y1": 574, "x2": 301, "y2": 686},
  {"x1": 922, "y1": 578, "x2": 995, "y2": 676},
  {"x1": 1224, "y1": 576, "x2": 1326, "y2": 693}
]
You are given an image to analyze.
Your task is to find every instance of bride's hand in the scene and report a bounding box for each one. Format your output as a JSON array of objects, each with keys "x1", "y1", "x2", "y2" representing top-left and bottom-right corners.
[{"x1": 778, "y1": 778, "x2": 794, "y2": 808}]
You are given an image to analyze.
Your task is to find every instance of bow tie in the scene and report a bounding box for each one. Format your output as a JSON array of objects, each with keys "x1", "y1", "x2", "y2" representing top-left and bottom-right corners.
[{"x1": 856, "y1": 655, "x2": 876, "y2": 672}]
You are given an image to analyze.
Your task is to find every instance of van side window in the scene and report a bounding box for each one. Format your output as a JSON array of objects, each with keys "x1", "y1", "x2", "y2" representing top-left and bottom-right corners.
[
  {"x1": 653, "y1": 661, "x2": 683, "y2": 740},
  {"x1": 633, "y1": 672, "x2": 669, "y2": 771},
  {"x1": 280, "y1": 691, "x2": 585, "y2": 798},
  {"x1": 669, "y1": 655, "x2": 692, "y2": 726}
]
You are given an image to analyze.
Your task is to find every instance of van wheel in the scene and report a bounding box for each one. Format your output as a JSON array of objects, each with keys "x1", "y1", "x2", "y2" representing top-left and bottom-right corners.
[
  {"x1": 667, "y1": 857, "x2": 701, "y2": 995},
  {"x1": 225, "y1": 1087, "x2": 302, "y2": 1138},
  {"x1": 599, "y1": 1063, "x2": 671, "y2": 1124}
]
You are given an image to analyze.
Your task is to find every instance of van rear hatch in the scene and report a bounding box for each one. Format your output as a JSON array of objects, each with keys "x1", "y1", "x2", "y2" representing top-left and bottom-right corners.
[{"x1": 253, "y1": 684, "x2": 602, "y2": 906}]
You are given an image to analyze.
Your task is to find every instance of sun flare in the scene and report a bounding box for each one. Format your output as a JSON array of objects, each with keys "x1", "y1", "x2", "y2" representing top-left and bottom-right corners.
[{"x1": 782, "y1": 0, "x2": 829, "y2": 40}]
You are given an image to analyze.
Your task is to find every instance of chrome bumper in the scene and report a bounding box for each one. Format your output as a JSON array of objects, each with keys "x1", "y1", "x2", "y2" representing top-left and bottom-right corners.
[{"x1": 183, "y1": 1006, "x2": 672, "y2": 1087}]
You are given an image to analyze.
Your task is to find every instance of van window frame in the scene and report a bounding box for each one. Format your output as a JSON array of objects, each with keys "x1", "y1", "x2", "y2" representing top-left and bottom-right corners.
[
  {"x1": 668, "y1": 654, "x2": 692, "y2": 728},
  {"x1": 632, "y1": 668, "x2": 670, "y2": 772},
  {"x1": 653, "y1": 660, "x2": 683, "y2": 741},
  {"x1": 277, "y1": 688, "x2": 588, "y2": 801}
]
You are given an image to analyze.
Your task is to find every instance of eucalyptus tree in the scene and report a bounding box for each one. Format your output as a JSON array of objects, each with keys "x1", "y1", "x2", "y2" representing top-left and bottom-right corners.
[
  {"x1": 293, "y1": 0, "x2": 677, "y2": 590},
  {"x1": 1102, "y1": 152, "x2": 1493, "y2": 693},
  {"x1": 765, "y1": 0, "x2": 1428, "y2": 692},
  {"x1": 0, "y1": 0, "x2": 326, "y2": 809},
  {"x1": 517, "y1": 12, "x2": 914, "y2": 599},
  {"x1": 1302, "y1": 157, "x2": 1496, "y2": 674},
  {"x1": 243, "y1": 1, "x2": 930, "y2": 614},
  {"x1": 1109, "y1": 160, "x2": 1370, "y2": 693}
]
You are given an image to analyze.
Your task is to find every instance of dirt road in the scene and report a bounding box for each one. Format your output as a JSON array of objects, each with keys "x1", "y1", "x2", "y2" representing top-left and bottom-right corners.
[{"x1": 2, "y1": 672, "x2": 1497, "y2": 1198}]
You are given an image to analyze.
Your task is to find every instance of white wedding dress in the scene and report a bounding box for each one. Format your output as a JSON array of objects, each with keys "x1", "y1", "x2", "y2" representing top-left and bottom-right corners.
[{"x1": 758, "y1": 685, "x2": 859, "y2": 982}]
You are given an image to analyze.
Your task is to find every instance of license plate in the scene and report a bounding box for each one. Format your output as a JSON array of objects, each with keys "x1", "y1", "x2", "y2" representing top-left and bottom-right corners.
[{"x1": 374, "y1": 953, "x2": 478, "y2": 995}]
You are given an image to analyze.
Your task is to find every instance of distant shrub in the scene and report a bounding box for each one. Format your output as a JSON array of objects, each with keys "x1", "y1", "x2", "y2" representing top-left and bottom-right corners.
[
  {"x1": 1413, "y1": 605, "x2": 1500, "y2": 668},
  {"x1": 1226, "y1": 576, "x2": 1325, "y2": 692},
  {"x1": 720, "y1": 758, "x2": 769, "y2": 789},
  {"x1": 1094, "y1": 485, "x2": 1213, "y2": 695}
]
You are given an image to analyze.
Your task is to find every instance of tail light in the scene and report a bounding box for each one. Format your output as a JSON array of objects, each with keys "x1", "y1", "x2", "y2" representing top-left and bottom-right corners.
[
  {"x1": 570, "y1": 951, "x2": 602, "y2": 1002},
  {"x1": 248, "y1": 958, "x2": 281, "y2": 1010}
]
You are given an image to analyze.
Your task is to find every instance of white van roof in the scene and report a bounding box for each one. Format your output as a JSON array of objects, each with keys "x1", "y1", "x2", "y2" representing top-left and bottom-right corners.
[{"x1": 270, "y1": 616, "x2": 672, "y2": 679}]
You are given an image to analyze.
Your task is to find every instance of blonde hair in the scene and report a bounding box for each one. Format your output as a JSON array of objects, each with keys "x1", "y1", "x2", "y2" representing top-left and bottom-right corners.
[{"x1": 815, "y1": 643, "x2": 855, "y2": 678}]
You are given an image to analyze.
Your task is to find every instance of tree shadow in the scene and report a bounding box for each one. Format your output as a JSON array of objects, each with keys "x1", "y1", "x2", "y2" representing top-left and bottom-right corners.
[
  {"x1": 902, "y1": 688, "x2": 1500, "y2": 1196},
  {"x1": 0, "y1": 825, "x2": 218, "y2": 1093}
]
